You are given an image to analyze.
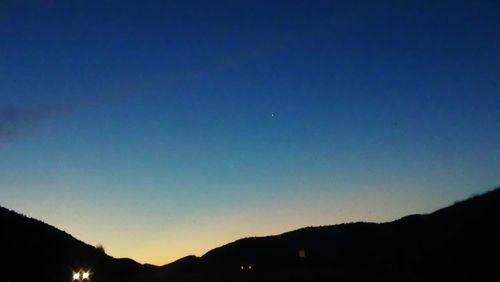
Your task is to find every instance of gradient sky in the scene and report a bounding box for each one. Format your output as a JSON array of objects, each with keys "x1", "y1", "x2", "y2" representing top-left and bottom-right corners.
[{"x1": 1, "y1": 0, "x2": 500, "y2": 265}]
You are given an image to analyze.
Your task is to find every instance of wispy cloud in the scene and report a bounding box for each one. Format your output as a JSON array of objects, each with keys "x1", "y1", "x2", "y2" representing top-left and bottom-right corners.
[
  {"x1": 0, "y1": 106, "x2": 67, "y2": 142},
  {"x1": 0, "y1": 49, "x2": 271, "y2": 144}
]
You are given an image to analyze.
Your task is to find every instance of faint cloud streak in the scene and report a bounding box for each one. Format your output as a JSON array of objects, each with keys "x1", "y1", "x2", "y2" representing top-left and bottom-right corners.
[
  {"x1": 0, "y1": 105, "x2": 72, "y2": 143},
  {"x1": 0, "y1": 49, "x2": 270, "y2": 144}
]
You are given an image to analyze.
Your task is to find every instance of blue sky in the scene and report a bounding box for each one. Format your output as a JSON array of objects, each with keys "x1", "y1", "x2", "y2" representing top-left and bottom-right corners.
[{"x1": 1, "y1": 0, "x2": 500, "y2": 264}]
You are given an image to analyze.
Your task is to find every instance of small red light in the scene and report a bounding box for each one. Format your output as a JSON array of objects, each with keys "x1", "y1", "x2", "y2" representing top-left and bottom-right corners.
[
  {"x1": 240, "y1": 266, "x2": 244, "y2": 270},
  {"x1": 249, "y1": 265, "x2": 252, "y2": 270}
]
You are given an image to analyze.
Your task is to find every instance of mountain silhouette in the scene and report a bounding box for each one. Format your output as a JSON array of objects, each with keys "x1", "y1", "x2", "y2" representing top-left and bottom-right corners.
[
  {"x1": 0, "y1": 206, "x2": 150, "y2": 282},
  {"x1": 1, "y1": 187, "x2": 499, "y2": 282}
]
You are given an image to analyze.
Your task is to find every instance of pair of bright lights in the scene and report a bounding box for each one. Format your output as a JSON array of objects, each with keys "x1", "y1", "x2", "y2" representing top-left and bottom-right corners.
[{"x1": 73, "y1": 270, "x2": 91, "y2": 281}]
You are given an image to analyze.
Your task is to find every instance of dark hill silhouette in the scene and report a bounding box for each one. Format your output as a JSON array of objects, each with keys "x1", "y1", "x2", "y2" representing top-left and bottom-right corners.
[
  {"x1": 0, "y1": 206, "x2": 149, "y2": 282},
  {"x1": 159, "y1": 187, "x2": 500, "y2": 282},
  {"x1": 1, "y1": 187, "x2": 499, "y2": 282}
]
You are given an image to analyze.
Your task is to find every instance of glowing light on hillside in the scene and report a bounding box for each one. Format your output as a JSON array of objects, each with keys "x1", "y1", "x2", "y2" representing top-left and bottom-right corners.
[
  {"x1": 82, "y1": 271, "x2": 90, "y2": 280},
  {"x1": 72, "y1": 269, "x2": 91, "y2": 281},
  {"x1": 299, "y1": 249, "x2": 306, "y2": 258}
]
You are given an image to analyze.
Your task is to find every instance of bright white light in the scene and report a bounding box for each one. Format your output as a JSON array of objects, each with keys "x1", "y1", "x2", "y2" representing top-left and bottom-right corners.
[
  {"x1": 82, "y1": 271, "x2": 90, "y2": 280},
  {"x1": 73, "y1": 272, "x2": 81, "y2": 280}
]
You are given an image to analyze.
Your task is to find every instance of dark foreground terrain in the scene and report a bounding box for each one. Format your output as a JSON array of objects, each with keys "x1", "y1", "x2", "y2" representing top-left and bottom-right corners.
[{"x1": 1, "y1": 187, "x2": 499, "y2": 282}]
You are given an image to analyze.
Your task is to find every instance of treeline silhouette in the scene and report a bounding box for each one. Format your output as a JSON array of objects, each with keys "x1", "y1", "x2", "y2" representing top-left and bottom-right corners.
[
  {"x1": 0, "y1": 206, "x2": 150, "y2": 282},
  {"x1": 1, "y1": 187, "x2": 499, "y2": 282}
]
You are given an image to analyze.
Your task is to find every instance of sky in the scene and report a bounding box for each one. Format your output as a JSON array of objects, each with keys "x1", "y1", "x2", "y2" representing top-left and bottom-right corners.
[{"x1": 1, "y1": 0, "x2": 500, "y2": 265}]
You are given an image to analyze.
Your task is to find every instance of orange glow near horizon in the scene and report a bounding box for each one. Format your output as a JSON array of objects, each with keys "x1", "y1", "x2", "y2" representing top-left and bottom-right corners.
[{"x1": 3, "y1": 183, "x2": 482, "y2": 266}]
